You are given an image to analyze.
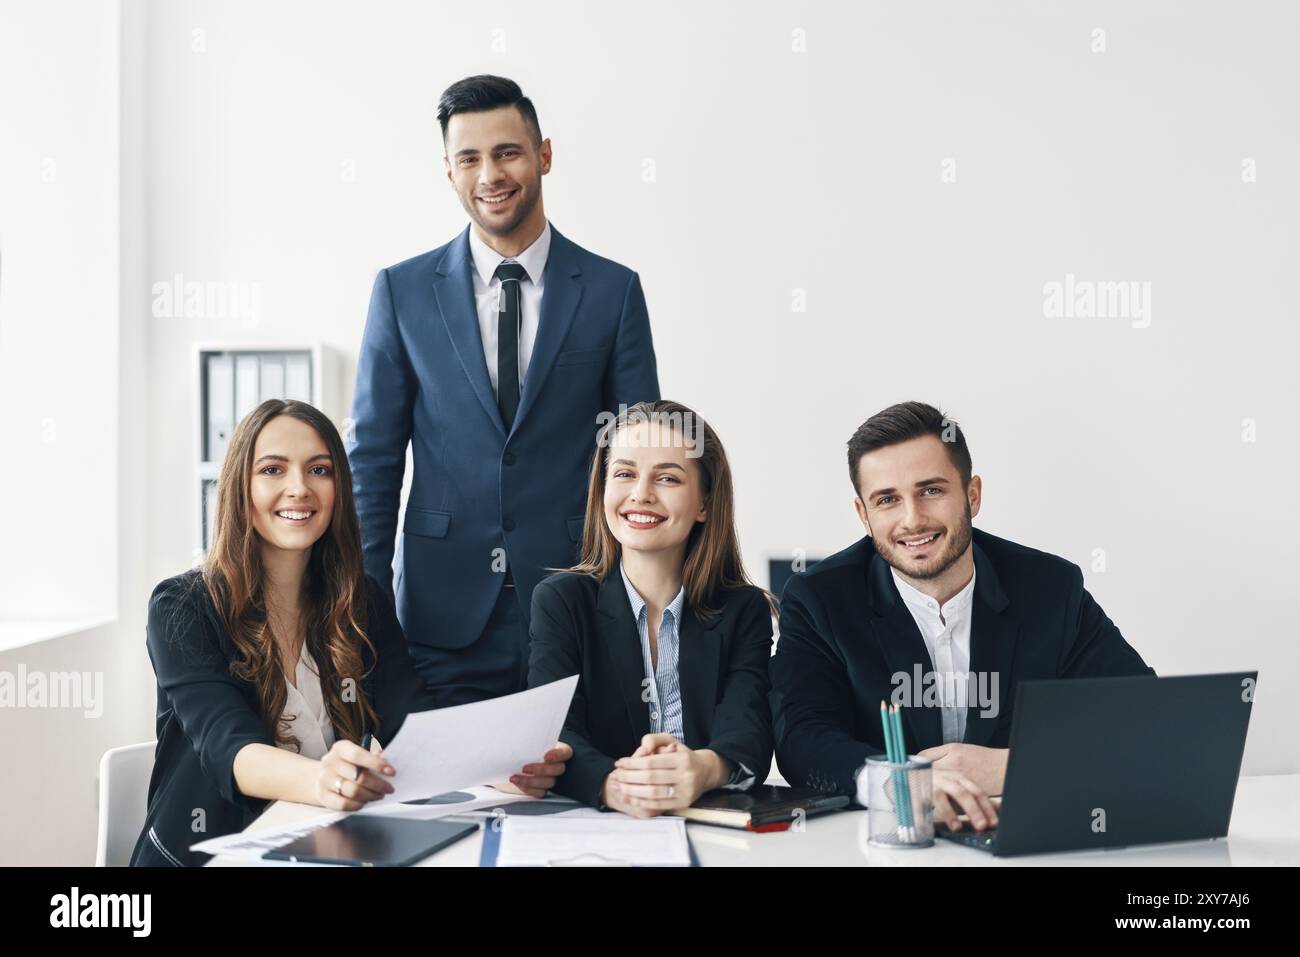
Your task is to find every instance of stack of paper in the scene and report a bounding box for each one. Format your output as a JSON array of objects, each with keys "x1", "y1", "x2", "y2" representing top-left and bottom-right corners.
[{"x1": 496, "y1": 816, "x2": 693, "y2": 867}]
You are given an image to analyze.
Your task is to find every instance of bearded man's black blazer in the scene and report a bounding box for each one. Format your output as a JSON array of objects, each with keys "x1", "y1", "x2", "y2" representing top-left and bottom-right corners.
[{"x1": 770, "y1": 528, "x2": 1155, "y2": 798}]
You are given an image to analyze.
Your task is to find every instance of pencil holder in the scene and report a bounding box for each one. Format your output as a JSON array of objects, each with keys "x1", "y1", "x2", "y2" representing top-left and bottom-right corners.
[{"x1": 860, "y1": 754, "x2": 934, "y2": 848}]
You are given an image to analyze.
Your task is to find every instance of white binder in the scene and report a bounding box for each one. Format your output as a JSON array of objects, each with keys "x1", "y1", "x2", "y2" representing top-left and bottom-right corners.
[
  {"x1": 259, "y1": 355, "x2": 285, "y2": 400},
  {"x1": 206, "y1": 354, "x2": 234, "y2": 463},
  {"x1": 234, "y1": 354, "x2": 260, "y2": 421},
  {"x1": 203, "y1": 480, "x2": 218, "y2": 550},
  {"x1": 285, "y1": 353, "x2": 311, "y2": 402}
]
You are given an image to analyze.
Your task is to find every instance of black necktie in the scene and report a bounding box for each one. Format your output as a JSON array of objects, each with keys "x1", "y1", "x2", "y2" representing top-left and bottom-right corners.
[{"x1": 494, "y1": 261, "x2": 527, "y2": 430}]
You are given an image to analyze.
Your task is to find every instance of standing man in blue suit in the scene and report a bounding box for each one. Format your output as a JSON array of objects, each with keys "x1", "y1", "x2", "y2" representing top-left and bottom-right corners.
[{"x1": 348, "y1": 75, "x2": 660, "y2": 707}]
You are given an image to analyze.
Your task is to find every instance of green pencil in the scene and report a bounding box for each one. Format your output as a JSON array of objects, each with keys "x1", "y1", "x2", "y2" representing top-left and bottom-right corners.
[
  {"x1": 890, "y1": 705, "x2": 915, "y2": 830},
  {"x1": 880, "y1": 702, "x2": 907, "y2": 830},
  {"x1": 879, "y1": 701, "x2": 896, "y2": 762}
]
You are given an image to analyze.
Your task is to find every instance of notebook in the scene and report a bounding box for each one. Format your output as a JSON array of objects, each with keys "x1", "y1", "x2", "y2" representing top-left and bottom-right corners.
[{"x1": 677, "y1": 784, "x2": 849, "y2": 831}]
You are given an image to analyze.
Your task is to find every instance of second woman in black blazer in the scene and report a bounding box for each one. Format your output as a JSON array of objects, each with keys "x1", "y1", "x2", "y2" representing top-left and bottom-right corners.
[{"x1": 529, "y1": 400, "x2": 776, "y2": 815}]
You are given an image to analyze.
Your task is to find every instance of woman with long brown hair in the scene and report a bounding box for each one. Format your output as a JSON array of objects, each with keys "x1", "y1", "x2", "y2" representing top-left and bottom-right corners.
[
  {"x1": 527, "y1": 400, "x2": 776, "y2": 815},
  {"x1": 132, "y1": 400, "x2": 568, "y2": 865}
]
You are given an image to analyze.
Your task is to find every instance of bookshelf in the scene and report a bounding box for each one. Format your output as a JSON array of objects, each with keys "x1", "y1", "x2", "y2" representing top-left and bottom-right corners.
[{"x1": 194, "y1": 343, "x2": 340, "y2": 554}]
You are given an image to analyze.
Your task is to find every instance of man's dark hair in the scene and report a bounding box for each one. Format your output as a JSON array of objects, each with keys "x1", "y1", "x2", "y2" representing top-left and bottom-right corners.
[
  {"x1": 847, "y1": 401, "x2": 973, "y2": 497},
  {"x1": 436, "y1": 75, "x2": 542, "y2": 145}
]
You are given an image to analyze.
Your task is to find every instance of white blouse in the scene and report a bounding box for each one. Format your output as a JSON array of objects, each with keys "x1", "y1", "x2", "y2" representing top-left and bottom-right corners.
[{"x1": 280, "y1": 645, "x2": 336, "y2": 760}]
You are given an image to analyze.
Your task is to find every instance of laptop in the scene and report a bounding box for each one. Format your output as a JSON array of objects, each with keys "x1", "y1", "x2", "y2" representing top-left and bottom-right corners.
[{"x1": 937, "y1": 671, "x2": 1256, "y2": 856}]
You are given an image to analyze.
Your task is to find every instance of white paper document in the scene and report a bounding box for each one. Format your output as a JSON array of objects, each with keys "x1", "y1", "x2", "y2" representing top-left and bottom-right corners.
[
  {"x1": 377, "y1": 675, "x2": 579, "y2": 805},
  {"x1": 496, "y1": 816, "x2": 693, "y2": 867}
]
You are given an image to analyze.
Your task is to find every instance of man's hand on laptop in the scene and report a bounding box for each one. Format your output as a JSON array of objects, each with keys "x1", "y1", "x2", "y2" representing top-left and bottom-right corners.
[
  {"x1": 918, "y1": 743, "x2": 1008, "y2": 798},
  {"x1": 932, "y1": 769, "x2": 999, "y2": 832}
]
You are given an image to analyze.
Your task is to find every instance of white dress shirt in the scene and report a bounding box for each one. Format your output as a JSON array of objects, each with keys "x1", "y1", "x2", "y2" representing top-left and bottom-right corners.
[
  {"x1": 280, "y1": 645, "x2": 336, "y2": 760},
  {"x1": 467, "y1": 220, "x2": 552, "y2": 397},
  {"x1": 890, "y1": 568, "x2": 977, "y2": 745},
  {"x1": 619, "y1": 563, "x2": 754, "y2": 790}
]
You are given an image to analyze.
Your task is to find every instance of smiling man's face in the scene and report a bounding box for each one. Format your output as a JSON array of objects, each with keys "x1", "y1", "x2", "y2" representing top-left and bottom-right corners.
[
  {"x1": 443, "y1": 105, "x2": 550, "y2": 242},
  {"x1": 853, "y1": 434, "x2": 981, "y2": 583}
]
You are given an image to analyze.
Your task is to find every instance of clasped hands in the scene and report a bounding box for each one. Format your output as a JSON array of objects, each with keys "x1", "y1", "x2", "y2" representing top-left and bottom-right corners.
[{"x1": 602, "y1": 732, "x2": 731, "y2": 819}]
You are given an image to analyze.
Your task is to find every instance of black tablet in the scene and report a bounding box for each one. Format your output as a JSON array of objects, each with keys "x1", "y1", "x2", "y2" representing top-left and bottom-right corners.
[{"x1": 264, "y1": 815, "x2": 478, "y2": 867}]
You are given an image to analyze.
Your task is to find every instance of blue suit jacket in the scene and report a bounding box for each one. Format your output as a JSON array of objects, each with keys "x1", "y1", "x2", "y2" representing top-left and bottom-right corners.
[{"x1": 347, "y1": 223, "x2": 660, "y2": 652}]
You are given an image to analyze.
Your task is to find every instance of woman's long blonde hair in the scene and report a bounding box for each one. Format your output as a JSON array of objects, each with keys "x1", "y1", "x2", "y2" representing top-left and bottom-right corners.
[
  {"x1": 203, "y1": 399, "x2": 380, "y2": 751},
  {"x1": 565, "y1": 400, "x2": 775, "y2": 618}
]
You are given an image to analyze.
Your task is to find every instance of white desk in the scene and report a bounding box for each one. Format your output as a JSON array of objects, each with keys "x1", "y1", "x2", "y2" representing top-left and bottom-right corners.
[{"x1": 207, "y1": 773, "x2": 1300, "y2": 866}]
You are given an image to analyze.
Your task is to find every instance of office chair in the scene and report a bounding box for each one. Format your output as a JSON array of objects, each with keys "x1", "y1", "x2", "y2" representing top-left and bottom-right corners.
[{"x1": 95, "y1": 740, "x2": 155, "y2": 866}]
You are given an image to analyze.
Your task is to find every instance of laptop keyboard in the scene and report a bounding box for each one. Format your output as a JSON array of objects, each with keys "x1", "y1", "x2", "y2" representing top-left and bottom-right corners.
[{"x1": 939, "y1": 826, "x2": 999, "y2": 850}]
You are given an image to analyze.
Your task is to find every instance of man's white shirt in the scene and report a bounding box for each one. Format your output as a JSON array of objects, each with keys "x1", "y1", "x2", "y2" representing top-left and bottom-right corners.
[
  {"x1": 467, "y1": 220, "x2": 552, "y2": 397},
  {"x1": 890, "y1": 567, "x2": 977, "y2": 745}
]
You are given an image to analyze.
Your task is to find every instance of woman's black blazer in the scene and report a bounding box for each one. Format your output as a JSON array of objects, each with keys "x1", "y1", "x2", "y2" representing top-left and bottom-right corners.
[
  {"x1": 527, "y1": 570, "x2": 775, "y2": 807},
  {"x1": 129, "y1": 570, "x2": 435, "y2": 866}
]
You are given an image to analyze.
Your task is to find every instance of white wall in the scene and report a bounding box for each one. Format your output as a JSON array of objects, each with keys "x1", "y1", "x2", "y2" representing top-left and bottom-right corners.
[
  {"x1": 138, "y1": 0, "x2": 1298, "y2": 776},
  {"x1": 2, "y1": 0, "x2": 1297, "y2": 865},
  {"x1": 0, "y1": 0, "x2": 158, "y2": 867},
  {"x1": 0, "y1": 0, "x2": 119, "y2": 623}
]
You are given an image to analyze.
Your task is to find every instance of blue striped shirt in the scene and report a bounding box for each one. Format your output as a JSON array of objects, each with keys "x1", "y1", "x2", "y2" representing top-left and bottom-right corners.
[{"x1": 619, "y1": 563, "x2": 753, "y2": 789}]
